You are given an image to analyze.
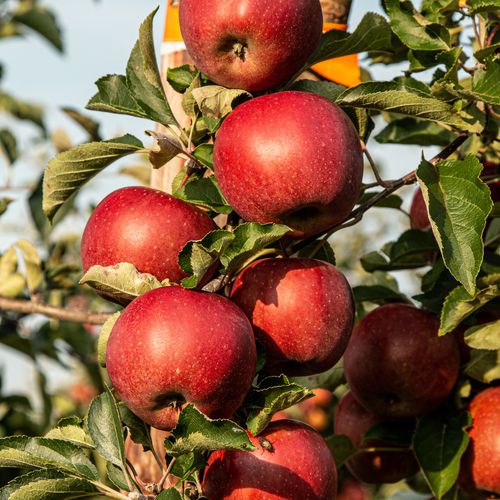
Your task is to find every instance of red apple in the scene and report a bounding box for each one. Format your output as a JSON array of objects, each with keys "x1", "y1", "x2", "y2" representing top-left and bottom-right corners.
[
  {"x1": 459, "y1": 387, "x2": 500, "y2": 496},
  {"x1": 337, "y1": 478, "x2": 371, "y2": 500},
  {"x1": 334, "y1": 391, "x2": 419, "y2": 484},
  {"x1": 179, "y1": 0, "x2": 323, "y2": 92},
  {"x1": 106, "y1": 286, "x2": 256, "y2": 430},
  {"x1": 202, "y1": 419, "x2": 337, "y2": 499},
  {"x1": 81, "y1": 186, "x2": 216, "y2": 286},
  {"x1": 231, "y1": 258, "x2": 354, "y2": 375},
  {"x1": 410, "y1": 188, "x2": 430, "y2": 231},
  {"x1": 343, "y1": 304, "x2": 460, "y2": 418},
  {"x1": 214, "y1": 91, "x2": 364, "y2": 238}
]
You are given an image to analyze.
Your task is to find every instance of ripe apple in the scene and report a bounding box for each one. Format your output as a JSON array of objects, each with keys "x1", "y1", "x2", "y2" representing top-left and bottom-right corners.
[
  {"x1": 337, "y1": 479, "x2": 371, "y2": 500},
  {"x1": 459, "y1": 387, "x2": 500, "y2": 497},
  {"x1": 106, "y1": 286, "x2": 257, "y2": 430},
  {"x1": 179, "y1": 0, "x2": 323, "y2": 92},
  {"x1": 202, "y1": 419, "x2": 337, "y2": 499},
  {"x1": 214, "y1": 91, "x2": 364, "y2": 238},
  {"x1": 410, "y1": 188, "x2": 430, "y2": 231},
  {"x1": 81, "y1": 186, "x2": 216, "y2": 285},
  {"x1": 231, "y1": 258, "x2": 354, "y2": 375},
  {"x1": 334, "y1": 391, "x2": 419, "y2": 484},
  {"x1": 343, "y1": 304, "x2": 460, "y2": 418}
]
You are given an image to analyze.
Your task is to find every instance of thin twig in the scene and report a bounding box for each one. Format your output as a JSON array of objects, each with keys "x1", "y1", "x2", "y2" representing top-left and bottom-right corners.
[
  {"x1": 126, "y1": 459, "x2": 147, "y2": 491},
  {"x1": 91, "y1": 481, "x2": 128, "y2": 500},
  {"x1": 0, "y1": 296, "x2": 112, "y2": 324},
  {"x1": 157, "y1": 457, "x2": 177, "y2": 491},
  {"x1": 292, "y1": 134, "x2": 468, "y2": 258},
  {"x1": 361, "y1": 141, "x2": 390, "y2": 187}
]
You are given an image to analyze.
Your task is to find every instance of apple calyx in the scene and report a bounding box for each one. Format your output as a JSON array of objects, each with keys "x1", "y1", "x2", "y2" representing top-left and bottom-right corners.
[{"x1": 232, "y1": 41, "x2": 247, "y2": 61}]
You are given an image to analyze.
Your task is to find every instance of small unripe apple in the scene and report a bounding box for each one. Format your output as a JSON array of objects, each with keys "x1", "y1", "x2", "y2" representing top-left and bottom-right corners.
[
  {"x1": 179, "y1": 0, "x2": 323, "y2": 92},
  {"x1": 81, "y1": 186, "x2": 216, "y2": 285},
  {"x1": 334, "y1": 391, "x2": 419, "y2": 484},
  {"x1": 344, "y1": 304, "x2": 460, "y2": 418},
  {"x1": 106, "y1": 286, "x2": 257, "y2": 430},
  {"x1": 214, "y1": 91, "x2": 364, "y2": 238},
  {"x1": 459, "y1": 387, "x2": 500, "y2": 496},
  {"x1": 231, "y1": 258, "x2": 354, "y2": 375},
  {"x1": 202, "y1": 419, "x2": 337, "y2": 499}
]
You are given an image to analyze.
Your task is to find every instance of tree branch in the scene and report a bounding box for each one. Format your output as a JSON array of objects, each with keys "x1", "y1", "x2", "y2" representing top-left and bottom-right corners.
[
  {"x1": 0, "y1": 297, "x2": 113, "y2": 325},
  {"x1": 292, "y1": 134, "x2": 469, "y2": 257}
]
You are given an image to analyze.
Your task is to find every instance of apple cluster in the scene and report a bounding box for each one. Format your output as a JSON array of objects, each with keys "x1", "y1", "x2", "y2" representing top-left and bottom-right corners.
[{"x1": 78, "y1": 0, "x2": 500, "y2": 498}]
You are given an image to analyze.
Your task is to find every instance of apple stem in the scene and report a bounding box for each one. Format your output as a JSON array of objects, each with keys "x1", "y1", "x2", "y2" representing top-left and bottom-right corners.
[{"x1": 233, "y1": 42, "x2": 247, "y2": 61}]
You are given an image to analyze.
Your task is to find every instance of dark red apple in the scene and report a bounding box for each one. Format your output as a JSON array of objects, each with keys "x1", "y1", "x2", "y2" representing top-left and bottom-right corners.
[
  {"x1": 459, "y1": 387, "x2": 500, "y2": 497},
  {"x1": 334, "y1": 391, "x2": 419, "y2": 484},
  {"x1": 179, "y1": 0, "x2": 323, "y2": 92},
  {"x1": 410, "y1": 188, "x2": 430, "y2": 231},
  {"x1": 202, "y1": 419, "x2": 337, "y2": 499},
  {"x1": 214, "y1": 91, "x2": 364, "y2": 238},
  {"x1": 336, "y1": 478, "x2": 371, "y2": 500},
  {"x1": 231, "y1": 258, "x2": 354, "y2": 375},
  {"x1": 106, "y1": 286, "x2": 256, "y2": 430},
  {"x1": 343, "y1": 304, "x2": 460, "y2": 418},
  {"x1": 81, "y1": 186, "x2": 216, "y2": 285}
]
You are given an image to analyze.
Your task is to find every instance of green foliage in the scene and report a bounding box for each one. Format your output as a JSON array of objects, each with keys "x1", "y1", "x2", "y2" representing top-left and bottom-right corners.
[
  {"x1": 164, "y1": 405, "x2": 255, "y2": 457},
  {"x1": 417, "y1": 156, "x2": 493, "y2": 295},
  {"x1": 413, "y1": 411, "x2": 471, "y2": 499}
]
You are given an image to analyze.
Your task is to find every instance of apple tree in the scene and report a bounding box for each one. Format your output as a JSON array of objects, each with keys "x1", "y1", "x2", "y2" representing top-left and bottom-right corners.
[{"x1": 0, "y1": 0, "x2": 499, "y2": 499}]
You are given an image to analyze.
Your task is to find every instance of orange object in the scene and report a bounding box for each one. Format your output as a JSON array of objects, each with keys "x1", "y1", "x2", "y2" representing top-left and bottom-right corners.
[
  {"x1": 162, "y1": 4, "x2": 361, "y2": 87},
  {"x1": 311, "y1": 22, "x2": 361, "y2": 88}
]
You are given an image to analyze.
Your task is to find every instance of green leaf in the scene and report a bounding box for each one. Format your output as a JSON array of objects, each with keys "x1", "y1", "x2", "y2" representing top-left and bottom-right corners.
[
  {"x1": 79, "y1": 262, "x2": 164, "y2": 303},
  {"x1": 245, "y1": 375, "x2": 314, "y2": 436},
  {"x1": 0, "y1": 91, "x2": 45, "y2": 132},
  {"x1": 439, "y1": 275, "x2": 500, "y2": 335},
  {"x1": 292, "y1": 362, "x2": 345, "y2": 392},
  {"x1": 0, "y1": 129, "x2": 18, "y2": 164},
  {"x1": 0, "y1": 197, "x2": 13, "y2": 217},
  {"x1": 156, "y1": 488, "x2": 183, "y2": 500},
  {"x1": 220, "y1": 223, "x2": 291, "y2": 274},
  {"x1": 174, "y1": 175, "x2": 232, "y2": 214},
  {"x1": 192, "y1": 144, "x2": 214, "y2": 170},
  {"x1": 86, "y1": 74, "x2": 148, "y2": 119},
  {"x1": 170, "y1": 451, "x2": 205, "y2": 481},
  {"x1": 413, "y1": 411, "x2": 471, "y2": 499},
  {"x1": 326, "y1": 434, "x2": 356, "y2": 468},
  {"x1": 467, "y1": 0, "x2": 500, "y2": 15},
  {"x1": 361, "y1": 229, "x2": 437, "y2": 272},
  {"x1": 15, "y1": 240, "x2": 42, "y2": 293},
  {"x1": 167, "y1": 65, "x2": 198, "y2": 94},
  {"x1": 289, "y1": 80, "x2": 345, "y2": 102},
  {"x1": 336, "y1": 82, "x2": 481, "y2": 132},
  {"x1": 297, "y1": 241, "x2": 336, "y2": 266},
  {"x1": 97, "y1": 312, "x2": 121, "y2": 368},
  {"x1": 125, "y1": 9, "x2": 178, "y2": 127},
  {"x1": 42, "y1": 135, "x2": 143, "y2": 222},
  {"x1": 0, "y1": 470, "x2": 98, "y2": 500},
  {"x1": 465, "y1": 348, "x2": 500, "y2": 383},
  {"x1": 12, "y1": 3, "x2": 63, "y2": 52},
  {"x1": 464, "y1": 320, "x2": 500, "y2": 350},
  {"x1": 87, "y1": 392, "x2": 126, "y2": 471},
  {"x1": 0, "y1": 247, "x2": 25, "y2": 298},
  {"x1": 178, "y1": 229, "x2": 234, "y2": 289},
  {"x1": 164, "y1": 404, "x2": 256, "y2": 457},
  {"x1": 308, "y1": 12, "x2": 393, "y2": 65},
  {"x1": 191, "y1": 86, "x2": 251, "y2": 120},
  {"x1": 0, "y1": 436, "x2": 98, "y2": 480},
  {"x1": 469, "y1": 59, "x2": 500, "y2": 106},
  {"x1": 45, "y1": 418, "x2": 94, "y2": 449},
  {"x1": 375, "y1": 117, "x2": 454, "y2": 146},
  {"x1": 106, "y1": 462, "x2": 129, "y2": 492},
  {"x1": 118, "y1": 404, "x2": 154, "y2": 453},
  {"x1": 385, "y1": 0, "x2": 451, "y2": 51},
  {"x1": 417, "y1": 156, "x2": 493, "y2": 295}
]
